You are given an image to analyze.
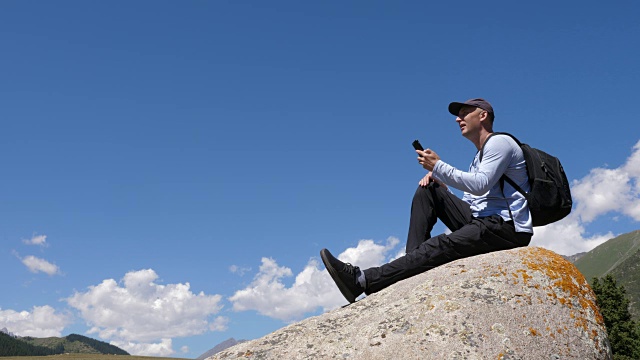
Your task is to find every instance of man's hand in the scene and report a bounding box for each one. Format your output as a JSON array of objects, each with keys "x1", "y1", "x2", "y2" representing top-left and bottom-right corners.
[
  {"x1": 416, "y1": 149, "x2": 440, "y2": 171},
  {"x1": 418, "y1": 173, "x2": 448, "y2": 189}
]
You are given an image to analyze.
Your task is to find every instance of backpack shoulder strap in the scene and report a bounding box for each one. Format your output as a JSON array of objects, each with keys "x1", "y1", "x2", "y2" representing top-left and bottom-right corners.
[
  {"x1": 492, "y1": 132, "x2": 522, "y2": 146},
  {"x1": 480, "y1": 132, "x2": 528, "y2": 197},
  {"x1": 478, "y1": 133, "x2": 494, "y2": 163},
  {"x1": 503, "y1": 176, "x2": 527, "y2": 196},
  {"x1": 479, "y1": 132, "x2": 521, "y2": 162},
  {"x1": 499, "y1": 177, "x2": 515, "y2": 222}
]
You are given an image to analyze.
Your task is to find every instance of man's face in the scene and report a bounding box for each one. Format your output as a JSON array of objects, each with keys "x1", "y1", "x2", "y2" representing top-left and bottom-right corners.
[{"x1": 456, "y1": 106, "x2": 484, "y2": 137}]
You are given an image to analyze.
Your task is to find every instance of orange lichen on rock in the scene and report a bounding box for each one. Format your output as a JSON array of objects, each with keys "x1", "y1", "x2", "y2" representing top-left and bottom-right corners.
[
  {"x1": 521, "y1": 247, "x2": 604, "y2": 326},
  {"x1": 574, "y1": 312, "x2": 591, "y2": 331},
  {"x1": 514, "y1": 269, "x2": 533, "y2": 285},
  {"x1": 491, "y1": 265, "x2": 507, "y2": 277},
  {"x1": 558, "y1": 297, "x2": 568, "y2": 305}
]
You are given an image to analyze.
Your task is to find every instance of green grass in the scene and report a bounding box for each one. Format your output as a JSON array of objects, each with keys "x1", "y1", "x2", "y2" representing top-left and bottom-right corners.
[
  {"x1": 573, "y1": 229, "x2": 640, "y2": 322},
  {"x1": 21, "y1": 337, "x2": 95, "y2": 354},
  {"x1": 609, "y1": 248, "x2": 640, "y2": 319},
  {"x1": 0, "y1": 355, "x2": 190, "y2": 360},
  {"x1": 574, "y1": 230, "x2": 640, "y2": 281}
]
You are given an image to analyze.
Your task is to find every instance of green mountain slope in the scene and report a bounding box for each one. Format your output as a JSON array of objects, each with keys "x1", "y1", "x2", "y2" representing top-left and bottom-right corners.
[
  {"x1": 0, "y1": 332, "x2": 59, "y2": 356},
  {"x1": 2, "y1": 333, "x2": 129, "y2": 357},
  {"x1": 608, "y1": 248, "x2": 640, "y2": 319},
  {"x1": 24, "y1": 336, "x2": 95, "y2": 353},
  {"x1": 65, "y1": 334, "x2": 129, "y2": 355},
  {"x1": 574, "y1": 230, "x2": 640, "y2": 281},
  {"x1": 573, "y1": 229, "x2": 640, "y2": 320}
]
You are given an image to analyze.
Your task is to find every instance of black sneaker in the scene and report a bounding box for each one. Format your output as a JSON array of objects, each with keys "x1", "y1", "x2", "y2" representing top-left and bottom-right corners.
[{"x1": 320, "y1": 248, "x2": 363, "y2": 303}]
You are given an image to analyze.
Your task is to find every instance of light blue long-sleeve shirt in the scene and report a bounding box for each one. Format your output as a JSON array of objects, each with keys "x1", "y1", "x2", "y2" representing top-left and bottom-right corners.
[{"x1": 432, "y1": 134, "x2": 533, "y2": 234}]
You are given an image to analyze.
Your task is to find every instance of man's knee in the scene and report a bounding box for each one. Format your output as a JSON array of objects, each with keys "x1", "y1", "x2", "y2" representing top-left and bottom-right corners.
[
  {"x1": 413, "y1": 183, "x2": 447, "y2": 201},
  {"x1": 414, "y1": 182, "x2": 439, "y2": 197},
  {"x1": 413, "y1": 185, "x2": 430, "y2": 199}
]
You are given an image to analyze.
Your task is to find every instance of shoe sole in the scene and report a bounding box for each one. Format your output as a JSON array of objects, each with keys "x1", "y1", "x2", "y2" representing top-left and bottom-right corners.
[{"x1": 320, "y1": 249, "x2": 357, "y2": 304}]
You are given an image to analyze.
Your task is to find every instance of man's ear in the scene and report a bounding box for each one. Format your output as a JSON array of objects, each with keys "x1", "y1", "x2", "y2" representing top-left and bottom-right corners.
[
  {"x1": 479, "y1": 110, "x2": 488, "y2": 121},
  {"x1": 479, "y1": 110, "x2": 493, "y2": 129}
]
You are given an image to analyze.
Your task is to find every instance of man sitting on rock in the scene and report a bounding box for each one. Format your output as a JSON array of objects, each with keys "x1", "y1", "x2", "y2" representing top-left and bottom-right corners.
[{"x1": 321, "y1": 98, "x2": 533, "y2": 303}]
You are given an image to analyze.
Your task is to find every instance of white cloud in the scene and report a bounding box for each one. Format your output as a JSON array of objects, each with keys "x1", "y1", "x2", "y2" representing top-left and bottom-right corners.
[
  {"x1": 66, "y1": 269, "x2": 225, "y2": 356},
  {"x1": 229, "y1": 237, "x2": 401, "y2": 321},
  {"x1": 22, "y1": 234, "x2": 48, "y2": 247},
  {"x1": 229, "y1": 265, "x2": 251, "y2": 276},
  {"x1": 209, "y1": 316, "x2": 229, "y2": 331},
  {"x1": 530, "y1": 213, "x2": 614, "y2": 255},
  {"x1": 625, "y1": 140, "x2": 640, "y2": 177},
  {"x1": 531, "y1": 139, "x2": 640, "y2": 255},
  {"x1": 21, "y1": 255, "x2": 61, "y2": 275},
  {"x1": 571, "y1": 167, "x2": 632, "y2": 223},
  {"x1": 0, "y1": 306, "x2": 71, "y2": 337},
  {"x1": 110, "y1": 339, "x2": 174, "y2": 357},
  {"x1": 571, "y1": 140, "x2": 640, "y2": 223},
  {"x1": 338, "y1": 237, "x2": 400, "y2": 269},
  {"x1": 181, "y1": 345, "x2": 190, "y2": 353}
]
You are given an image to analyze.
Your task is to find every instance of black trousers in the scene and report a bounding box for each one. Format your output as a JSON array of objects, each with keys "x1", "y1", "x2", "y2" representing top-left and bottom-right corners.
[{"x1": 363, "y1": 183, "x2": 532, "y2": 294}]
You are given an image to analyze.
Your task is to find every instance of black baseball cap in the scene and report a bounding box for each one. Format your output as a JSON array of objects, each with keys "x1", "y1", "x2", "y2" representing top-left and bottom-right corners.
[{"x1": 448, "y1": 98, "x2": 494, "y2": 118}]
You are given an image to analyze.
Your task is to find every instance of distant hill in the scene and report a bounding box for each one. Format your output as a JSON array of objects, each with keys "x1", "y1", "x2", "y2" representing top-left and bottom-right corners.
[
  {"x1": 197, "y1": 338, "x2": 247, "y2": 360},
  {"x1": 573, "y1": 229, "x2": 640, "y2": 320},
  {"x1": 0, "y1": 332, "x2": 59, "y2": 356},
  {"x1": 562, "y1": 252, "x2": 587, "y2": 263},
  {"x1": 0, "y1": 332, "x2": 129, "y2": 357},
  {"x1": 1, "y1": 327, "x2": 16, "y2": 337}
]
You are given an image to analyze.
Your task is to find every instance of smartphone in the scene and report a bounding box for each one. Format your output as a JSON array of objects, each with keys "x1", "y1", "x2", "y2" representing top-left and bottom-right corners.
[{"x1": 412, "y1": 140, "x2": 424, "y2": 151}]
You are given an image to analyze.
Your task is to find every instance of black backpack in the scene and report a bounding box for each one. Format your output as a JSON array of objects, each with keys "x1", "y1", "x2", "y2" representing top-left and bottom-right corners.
[{"x1": 480, "y1": 132, "x2": 572, "y2": 227}]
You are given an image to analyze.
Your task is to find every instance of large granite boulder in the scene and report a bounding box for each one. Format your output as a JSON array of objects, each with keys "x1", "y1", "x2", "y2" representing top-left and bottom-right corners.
[{"x1": 210, "y1": 247, "x2": 611, "y2": 359}]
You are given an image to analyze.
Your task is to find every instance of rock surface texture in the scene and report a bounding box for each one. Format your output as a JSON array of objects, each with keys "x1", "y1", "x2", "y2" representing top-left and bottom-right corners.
[{"x1": 209, "y1": 247, "x2": 611, "y2": 360}]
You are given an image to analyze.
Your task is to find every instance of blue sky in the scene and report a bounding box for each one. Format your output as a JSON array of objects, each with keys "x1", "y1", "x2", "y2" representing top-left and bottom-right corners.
[{"x1": 1, "y1": 1, "x2": 639, "y2": 358}]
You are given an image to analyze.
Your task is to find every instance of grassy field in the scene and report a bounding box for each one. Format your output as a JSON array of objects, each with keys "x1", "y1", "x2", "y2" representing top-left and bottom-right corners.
[
  {"x1": 574, "y1": 230, "x2": 640, "y2": 281},
  {"x1": 0, "y1": 355, "x2": 190, "y2": 360}
]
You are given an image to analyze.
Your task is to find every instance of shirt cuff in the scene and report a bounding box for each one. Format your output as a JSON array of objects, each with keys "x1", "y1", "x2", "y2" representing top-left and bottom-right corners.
[{"x1": 432, "y1": 160, "x2": 442, "y2": 175}]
